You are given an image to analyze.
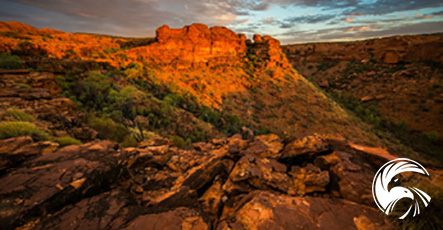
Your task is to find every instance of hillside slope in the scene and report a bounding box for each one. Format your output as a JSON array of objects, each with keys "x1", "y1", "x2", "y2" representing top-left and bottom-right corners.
[
  {"x1": 283, "y1": 34, "x2": 443, "y2": 160},
  {"x1": 0, "y1": 21, "x2": 407, "y2": 151}
]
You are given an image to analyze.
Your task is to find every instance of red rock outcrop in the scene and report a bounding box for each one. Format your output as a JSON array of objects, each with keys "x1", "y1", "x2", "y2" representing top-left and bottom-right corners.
[
  {"x1": 125, "y1": 23, "x2": 247, "y2": 68},
  {"x1": 124, "y1": 24, "x2": 293, "y2": 70},
  {"x1": 251, "y1": 34, "x2": 291, "y2": 69}
]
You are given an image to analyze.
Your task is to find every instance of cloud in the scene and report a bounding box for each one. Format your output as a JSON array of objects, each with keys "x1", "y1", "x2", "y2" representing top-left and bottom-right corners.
[
  {"x1": 1, "y1": 0, "x2": 442, "y2": 43},
  {"x1": 414, "y1": 13, "x2": 433, "y2": 20},
  {"x1": 343, "y1": 17, "x2": 355, "y2": 23},
  {"x1": 272, "y1": 0, "x2": 358, "y2": 9},
  {"x1": 273, "y1": 0, "x2": 443, "y2": 16},
  {"x1": 285, "y1": 14, "x2": 336, "y2": 24},
  {"x1": 1, "y1": 0, "x2": 271, "y2": 36},
  {"x1": 345, "y1": 0, "x2": 443, "y2": 15},
  {"x1": 262, "y1": 17, "x2": 275, "y2": 24},
  {"x1": 279, "y1": 23, "x2": 293, "y2": 29},
  {"x1": 278, "y1": 21, "x2": 443, "y2": 44},
  {"x1": 345, "y1": 25, "x2": 381, "y2": 32},
  {"x1": 234, "y1": 18, "x2": 250, "y2": 24},
  {"x1": 346, "y1": 12, "x2": 365, "y2": 16}
]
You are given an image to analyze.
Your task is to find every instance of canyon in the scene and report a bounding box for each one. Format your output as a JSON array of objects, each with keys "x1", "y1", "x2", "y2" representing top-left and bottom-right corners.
[{"x1": 0, "y1": 21, "x2": 442, "y2": 229}]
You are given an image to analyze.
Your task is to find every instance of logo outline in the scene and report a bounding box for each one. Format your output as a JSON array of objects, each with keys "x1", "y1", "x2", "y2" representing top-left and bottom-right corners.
[{"x1": 372, "y1": 158, "x2": 431, "y2": 219}]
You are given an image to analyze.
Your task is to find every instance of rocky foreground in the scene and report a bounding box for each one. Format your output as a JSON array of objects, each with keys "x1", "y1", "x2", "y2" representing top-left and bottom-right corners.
[{"x1": 0, "y1": 131, "x2": 405, "y2": 229}]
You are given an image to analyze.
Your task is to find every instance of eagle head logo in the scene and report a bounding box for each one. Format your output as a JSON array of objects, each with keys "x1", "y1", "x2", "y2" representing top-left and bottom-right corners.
[{"x1": 372, "y1": 158, "x2": 431, "y2": 219}]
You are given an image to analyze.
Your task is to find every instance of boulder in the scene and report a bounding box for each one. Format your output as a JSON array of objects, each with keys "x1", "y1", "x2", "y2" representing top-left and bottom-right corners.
[
  {"x1": 288, "y1": 163, "x2": 330, "y2": 195},
  {"x1": 243, "y1": 134, "x2": 283, "y2": 158},
  {"x1": 0, "y1": 140, "x2": 122, "y2": 229},
  {"x1": 281, "y1": 134, "x2": 330, "y2": 159},
  {"x1": 224, "y1": 154, "x2": 292, "y2": 195},
  {"x1": 123, "y1": 207, "x2": 209, "y2": 230},
  {"x1": 33, "y1": 189, "x2": 142, "y2": 230},
  {"x1": 217, "y1": 191, "x2": 390, "y2": 230},
  {"x1": 0, "y1": 137, "x2": 58, "y2": 173},
  {"x1": 383, "y1": 50, "x2": 400, "y2": 64}
]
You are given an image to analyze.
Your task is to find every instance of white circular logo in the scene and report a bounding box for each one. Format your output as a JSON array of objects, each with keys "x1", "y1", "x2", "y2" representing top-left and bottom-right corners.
[{"x1": 372, "y1": 158, "x2": 431, "y2": 219}]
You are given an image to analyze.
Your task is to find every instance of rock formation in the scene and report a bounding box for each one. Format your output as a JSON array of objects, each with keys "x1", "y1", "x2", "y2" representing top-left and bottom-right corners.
[{"x1": 0, "y1": 132, "x2": 413, "y2": 229}]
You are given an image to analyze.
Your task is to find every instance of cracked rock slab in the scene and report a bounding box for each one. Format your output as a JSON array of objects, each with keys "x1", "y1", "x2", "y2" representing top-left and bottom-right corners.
[
  {"x1": 217, "y1": 190, "x2": 391, "y2": 230},
  {"x1": 0, "y1": 140, "x2": 121, "y2": 229}
]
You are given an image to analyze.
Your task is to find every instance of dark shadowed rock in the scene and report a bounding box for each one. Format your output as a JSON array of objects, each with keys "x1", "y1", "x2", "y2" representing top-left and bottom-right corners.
[
  {"x1": 198, "y1": 178, "x2": 224, "y2": 218},
  {"x1": 0, "y1": 137, "x2": 58, "y2": 173},
  {"x1": 0, "y1": 140, "x2": 122, "y2": 229},
  {"x1": 33, "y1": 189, "x2": 143, "y2": 230}
]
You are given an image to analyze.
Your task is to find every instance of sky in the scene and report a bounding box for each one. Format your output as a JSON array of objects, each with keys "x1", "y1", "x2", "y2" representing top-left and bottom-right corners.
[{"x1": 0, "y1": 0, "x2": 442, "y2": 44}]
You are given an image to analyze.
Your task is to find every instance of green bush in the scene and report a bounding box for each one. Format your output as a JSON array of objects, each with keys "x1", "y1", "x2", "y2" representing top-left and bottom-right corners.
[
  {"x1": 169, "y1": 135, "x2": 192, "y2": 149},
  {"x1": 120, "y1": 135, "x2": 139, "y2": 147},
  {"x1": 75, "y1": 72, "x2": 114, "y2": 110},
  {"x1": 0, "y1": 121, "x2": 51, "y2": 141},
  {"x1": 0, "y1": 52, "x2": 22, "y2": 69},
  {"x1": 55, "y1": 136, "x2": 82, "y2": 147},
  {"x1": 422, "y1": 131, "x2": 438, "y2": 142},
  {"x1": 88, "y1": 116, "x2": 127, "y2": 142},
  {"x1": 397, "y1": 120, "x2": 408, "y2": 131},
  {"x1": 6, "y1": 109, "x2": 36, "y2": 122}
]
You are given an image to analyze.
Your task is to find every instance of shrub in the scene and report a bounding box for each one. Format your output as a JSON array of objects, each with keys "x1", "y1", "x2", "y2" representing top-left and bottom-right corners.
[
  {"x1": 422, "y1": 131, "x2": 438, "y2": 142},
  {"x1": 189, "y1": 129, "x2": 208, "y2": 142},
  {"x1": 74, "y1": 72, "x2": 114, "y2": 110},
  {"x1": 0, "y1": 121, "x2": 51, "y2": 141},
  {"x1": 199, "y1": 105, "x2": 222, "y2": 127},
  {"x1": 55, "y1": 136, "x2": 82, "y2": 147},
  {"x1": 256, "y1": 126, "x2": 270, "y2": 135},
  {"x1": 125, "y1": 62, "x2": 144, "y2": 79},
  {"x1": 109, "y1": 86, "x2": 144, "y2": 105},
  {"x1": 120, "y1": 135, "x2": 139, "y2": 147},
  {"x1": 397, "y1": 120, "x2": 408, "y2": 131},
  {"x1": 6, "y1": 109, "x2": 36, "y2": 122},
  {"x1": 0, "y1": 52, "x2": 22, "y2": 69},
  {"x1": 169, "y1": 135, "x2": 192, "y2": 149},
  {"x1": 88, "y1": 116, "x2": 127, "y2": 142},
  {"x1": 103, "y1": 46, "x2": 119, "y2": 54}
]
